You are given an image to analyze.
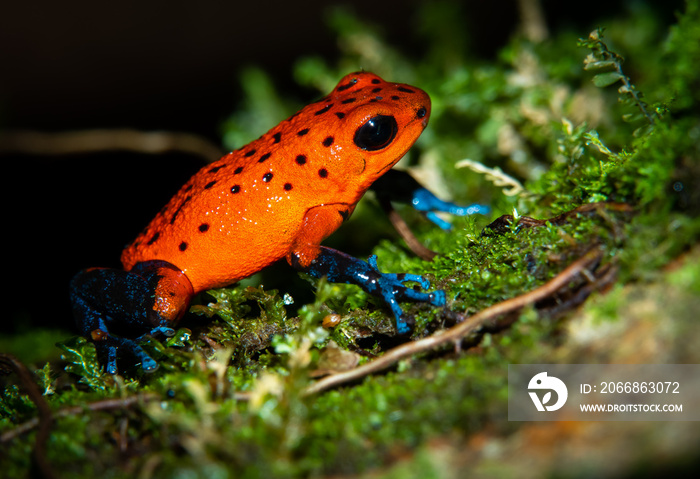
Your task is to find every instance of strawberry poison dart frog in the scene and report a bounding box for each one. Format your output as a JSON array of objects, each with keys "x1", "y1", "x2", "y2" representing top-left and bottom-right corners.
[{"x1": 70, "y1": 72, "x2": 488, "y2": 374}]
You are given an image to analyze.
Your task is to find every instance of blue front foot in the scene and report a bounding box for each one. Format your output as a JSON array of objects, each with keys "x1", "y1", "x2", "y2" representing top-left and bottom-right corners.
[
  {"x1": 98, "y1": 324, "x2": 178, "y2": 374},
  {"x1": 145, "y1": 326, "x2": 177, "y2": 338},
  {"x1": 412, "y1": 187, "x2": 490, "y2": 230},
  {"x1": 95, "y1": 336, "x2": 159, "y2": 375},
  {"x1": 301, "y1": 247, "x2": 446, "y2": 334}
]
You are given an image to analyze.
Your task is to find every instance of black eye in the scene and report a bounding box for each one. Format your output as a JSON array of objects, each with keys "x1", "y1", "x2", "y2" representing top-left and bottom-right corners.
[{"x1": 353, "y1": 115, "x2": 398, "y2": 151}]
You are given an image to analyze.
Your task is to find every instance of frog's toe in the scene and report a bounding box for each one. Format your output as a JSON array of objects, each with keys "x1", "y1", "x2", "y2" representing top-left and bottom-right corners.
[
  {"x1": 96, "y1": 337, "x2": 159, "y2": 374},
  {"x1": 146, "y1": 325, "x2": 176, "y2": 338},
  {"x1": 429, "y1": 289, "x2": 446, "y2": 307}
]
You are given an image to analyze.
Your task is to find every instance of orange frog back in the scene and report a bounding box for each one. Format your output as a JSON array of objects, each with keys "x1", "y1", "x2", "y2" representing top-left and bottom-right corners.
[{"x1": 121, "y1": 72, "x2": 431, "y2": 293}]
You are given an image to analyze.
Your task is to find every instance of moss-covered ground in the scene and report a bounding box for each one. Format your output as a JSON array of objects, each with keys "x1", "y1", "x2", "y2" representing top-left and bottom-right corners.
[{"x1": 2, "y1": 1, "x2": 700, "y2": 477}]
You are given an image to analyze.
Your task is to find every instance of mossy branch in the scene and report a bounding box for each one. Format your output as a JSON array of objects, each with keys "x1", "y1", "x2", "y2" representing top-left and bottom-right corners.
[
  {"x1": 579, "y1": 28, "x2": 657, "y2": 128},
  {"x1": 304, "y1": 246, "x2": 607, "y2": 395}
]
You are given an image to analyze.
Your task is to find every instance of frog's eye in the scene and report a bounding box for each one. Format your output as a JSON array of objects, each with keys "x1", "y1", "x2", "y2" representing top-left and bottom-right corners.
[{"x1": 354, "y1": 115, "x2": 398, "y2": 151}]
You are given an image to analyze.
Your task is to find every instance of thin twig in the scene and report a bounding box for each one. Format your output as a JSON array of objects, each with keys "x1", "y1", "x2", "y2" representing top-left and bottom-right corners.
[
  {"x1": 0, "y1": 393, "x2": 159, "y2": 444},
  {"x1": 0, "y1": 354, "x2": 57, "y2": 479},
  {"x1": 518, "y1": 0, "x2": 548, "y2": 42},
  {"x1": 482, "y1": 202, "x2": 634, "y2": 235},
  {"x1": 0, "y1": 129, "x2": 224, "y2": 162},
  {"x1": 378, "y1": 196, "x2": 437, "y2": 261}
]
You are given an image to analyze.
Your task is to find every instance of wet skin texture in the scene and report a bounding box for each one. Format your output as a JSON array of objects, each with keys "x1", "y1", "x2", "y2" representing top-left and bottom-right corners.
[{"x1": 70, "y1": 72, "x2": 488, "y2": 374}]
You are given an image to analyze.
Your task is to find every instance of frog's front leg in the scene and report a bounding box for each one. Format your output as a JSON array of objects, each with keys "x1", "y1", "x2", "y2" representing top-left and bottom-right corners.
[
  {"x1": 69, "y1": 260, "x2": 193, "y2": 374},
  {"x1": 287, "y1": 205, "x2": 444, "y2": 334},
  {"x1": 294, "y1": 247, "x2": 444, "y2": 334},
  {"x1": 370, "y1": 169, "x2": 489, "y2": 230}
]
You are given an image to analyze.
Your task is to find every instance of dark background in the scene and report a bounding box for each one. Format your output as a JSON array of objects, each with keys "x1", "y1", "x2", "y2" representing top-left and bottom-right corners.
[{"x1": 0, "y1": 0, "x2": 683, "y2": 336}]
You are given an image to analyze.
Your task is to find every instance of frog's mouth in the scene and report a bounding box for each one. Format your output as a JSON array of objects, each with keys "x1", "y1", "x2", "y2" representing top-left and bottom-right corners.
[
  {"x1": 375, "y1": 155, "x2": 406, "y2": 177},
  {"x1": 420, "y1": 115, "x2": 429, "y2": 129}
]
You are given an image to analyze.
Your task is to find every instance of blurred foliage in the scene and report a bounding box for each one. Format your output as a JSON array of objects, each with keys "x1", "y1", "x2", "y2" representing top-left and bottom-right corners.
[{"x1": 3, "y1": 1, "x2": 700, "y2": 477}]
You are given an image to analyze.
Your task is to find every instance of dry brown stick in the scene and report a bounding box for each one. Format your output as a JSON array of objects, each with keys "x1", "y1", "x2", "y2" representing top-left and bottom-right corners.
[
  {"x1": 0, "y1": 354, "x2": 57, "y2": 479},
  {"x1": 518, "y1": 0, "x2": 549, "y2": 42},
  {"x1": 378, "y1": 197, "x2": 438, "y2": 261},
  {"x1": 0, "y1": 129, "x2": 224, "y2": 162},
  {"x1": 482, "y1": 202, "x2": 634, "y2": 236},
  {"x1": 0, "y1": 393, "x2": 158, "y2": 444},
  {"x1": 303, "y1": 247, "x2": 604, "y2": 395}
]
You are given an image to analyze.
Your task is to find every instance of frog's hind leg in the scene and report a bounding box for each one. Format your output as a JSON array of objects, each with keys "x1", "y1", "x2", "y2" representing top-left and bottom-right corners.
[
  {"x1": 371, "y1": 169, "x2": 489, "y2": 230},
  {"x1": 70, "y1": 268, "x2": 160, "y2": 374},
  {"x1": 69, "y1": 261, "x2": 192, "y2": 374}
]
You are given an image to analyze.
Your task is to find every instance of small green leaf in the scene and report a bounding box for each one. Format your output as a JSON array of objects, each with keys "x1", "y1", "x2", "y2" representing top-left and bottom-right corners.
[
  {"x1": 56, "y1": 336, "x2": 106, "y2": 390},
  {"x1": 622, "y1": 113, "x2": 644, "y2": 123},
  {"x1": 592, "y1": 72, "x2": 623, "y2": 87},
  {"x1": 633, "y1": 124, "x2": 655, "y2": 137},
  {"x1": 583, "y1": 59, "x2": 618, "y2": 71}
]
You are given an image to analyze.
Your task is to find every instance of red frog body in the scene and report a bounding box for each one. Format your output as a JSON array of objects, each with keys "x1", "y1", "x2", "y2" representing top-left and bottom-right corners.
[
  {"x1": 70, "y1": 72, "x2": 488, "y2": 374},
  {"x1": 121, "y1": 72, "x2": 429, "y2": 293}
]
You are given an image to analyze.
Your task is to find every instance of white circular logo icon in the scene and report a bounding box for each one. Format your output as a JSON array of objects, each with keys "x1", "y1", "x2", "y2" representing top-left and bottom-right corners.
[{"x1": 528, "y1": 372, "x2": 568, "y2": 412}]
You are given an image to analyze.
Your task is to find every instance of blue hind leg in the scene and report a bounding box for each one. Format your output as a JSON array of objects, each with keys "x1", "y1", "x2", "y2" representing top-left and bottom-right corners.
[
  {"x1": 370, "y1": 169, "x2": 489, "y2": 230},
  {"x1": 69, "y1": 261, "x2": 191, "y2": 374},
  {"x1": 70, "y1": 268, "x2": 162, "y2": 374}
]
